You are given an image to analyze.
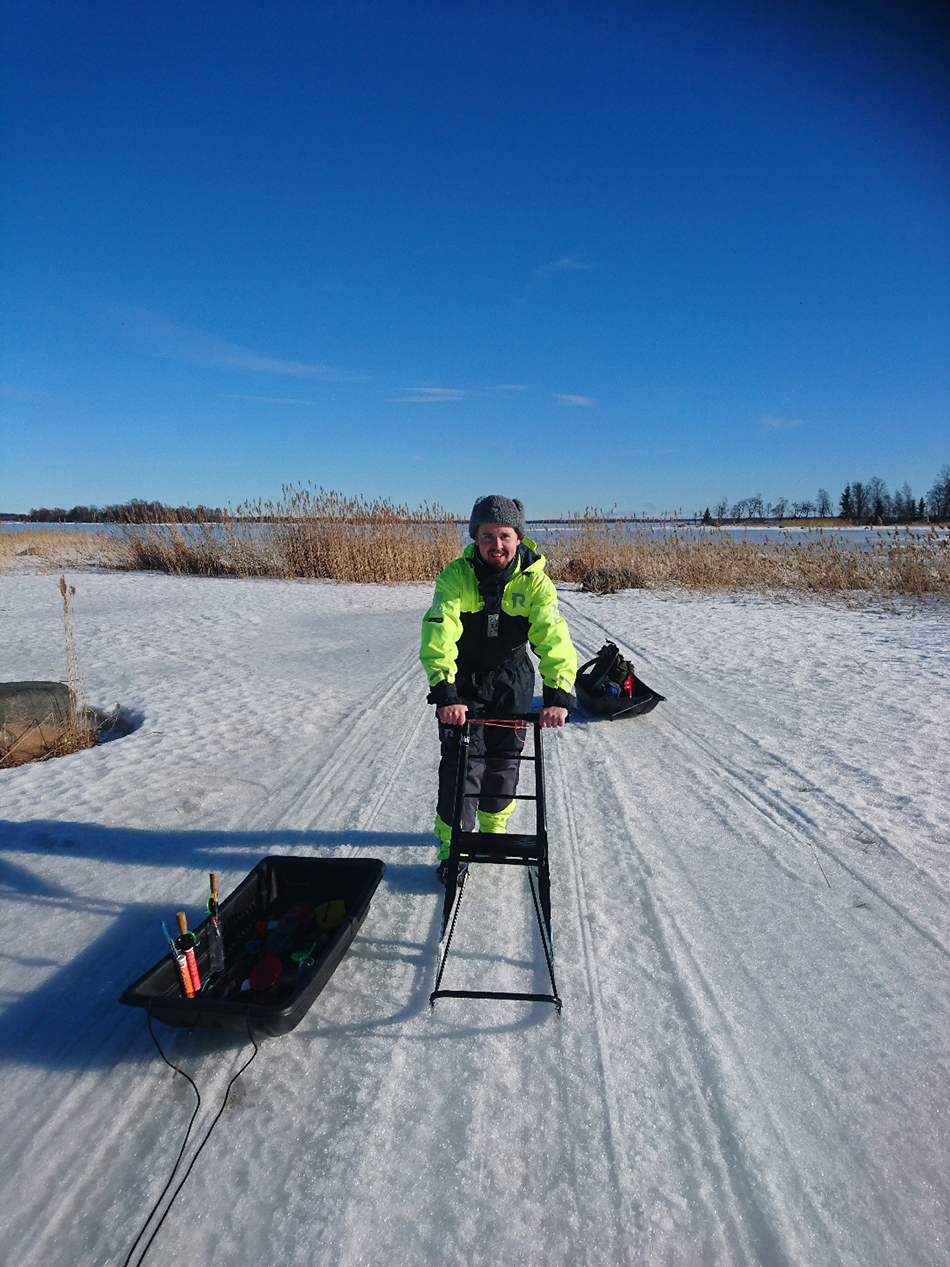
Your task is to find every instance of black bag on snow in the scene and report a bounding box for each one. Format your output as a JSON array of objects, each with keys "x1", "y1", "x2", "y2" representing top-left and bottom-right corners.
[{"x1": 575, "y1": 641, "x2": 665, "y2": 720}]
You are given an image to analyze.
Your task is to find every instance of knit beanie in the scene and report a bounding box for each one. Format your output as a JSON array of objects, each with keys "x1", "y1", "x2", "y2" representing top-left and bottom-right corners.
[{"x1": 469, "y1": 495, "x2": 526, "y2": 540}]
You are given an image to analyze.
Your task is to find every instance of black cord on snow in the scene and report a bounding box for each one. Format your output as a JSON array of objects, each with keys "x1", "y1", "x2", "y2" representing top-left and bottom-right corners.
[
  {"x1": 123, "y1": 1009, "x2": 259, "y2": 1267},
  {"x1": 121, "y1": 1011, "x2": 202, "y2": 1267}
]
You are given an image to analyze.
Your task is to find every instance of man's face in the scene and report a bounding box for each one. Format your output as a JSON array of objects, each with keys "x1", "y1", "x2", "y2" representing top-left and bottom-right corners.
[{"x1": 475, "y1": 524, "x2": 520, "y2": 570}]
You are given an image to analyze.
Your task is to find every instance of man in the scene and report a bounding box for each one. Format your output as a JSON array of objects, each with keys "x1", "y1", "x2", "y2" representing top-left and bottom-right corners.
[{"x1": 420, "y1": 495, "x2": 577, "y2": 883}]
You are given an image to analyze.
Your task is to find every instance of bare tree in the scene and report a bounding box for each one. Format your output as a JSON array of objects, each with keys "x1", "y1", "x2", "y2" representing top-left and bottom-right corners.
[
  {"x1": 867, "y1": 476, "x2": 890, "y2": 523},
  {"x1": 893, "y1": 482, "x2": 915, "y2": 522},
  {"x1": 852, "y1": 481, "x2": 867, "y2": 521},
  {"x1": 927, "y1": 465, "x2": 950, "y2": 520}
]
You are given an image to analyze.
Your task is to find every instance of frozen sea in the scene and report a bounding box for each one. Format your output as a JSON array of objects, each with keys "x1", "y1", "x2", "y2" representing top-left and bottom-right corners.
[{"x1": 0, "y1": 572, "x2": 948, "y2": 1266}]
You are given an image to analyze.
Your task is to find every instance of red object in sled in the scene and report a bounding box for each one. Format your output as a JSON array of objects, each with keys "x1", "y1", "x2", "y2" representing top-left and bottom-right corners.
[{"x1": 248, "y1": 953, "x2": 283, "y2": 992}]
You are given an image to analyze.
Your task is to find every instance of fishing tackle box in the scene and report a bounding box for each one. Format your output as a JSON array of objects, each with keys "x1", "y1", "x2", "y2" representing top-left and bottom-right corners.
[{"x1": 120, "y1": 855, "x2": 386, "y2": 1036}]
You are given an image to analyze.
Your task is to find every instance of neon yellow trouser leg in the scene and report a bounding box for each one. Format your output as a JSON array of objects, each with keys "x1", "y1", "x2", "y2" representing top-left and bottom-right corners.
[
  {"x1": 434, "y1": 814, "x2": 453, "y2": 861},
  {"x1": 477, "y1": 801, "x2": 515, "y2": 834},
  {"x1": 436, "y1": 800, "x2": 515, "y2": 859}
]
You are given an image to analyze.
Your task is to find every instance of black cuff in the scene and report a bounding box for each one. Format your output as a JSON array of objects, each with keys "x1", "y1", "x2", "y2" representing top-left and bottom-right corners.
[
  {"x1": 427, "y1": 680, "x2": 460, "y2": 707},
  {"x1": 542, "y1": 684, "x2": 573, "y2": 710}
]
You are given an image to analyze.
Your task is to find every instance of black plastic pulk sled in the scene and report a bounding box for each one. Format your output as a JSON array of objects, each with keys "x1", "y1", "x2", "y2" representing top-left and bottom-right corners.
[{"x1": 430, "y1": 713, "x2": 561, "y2": 1013}]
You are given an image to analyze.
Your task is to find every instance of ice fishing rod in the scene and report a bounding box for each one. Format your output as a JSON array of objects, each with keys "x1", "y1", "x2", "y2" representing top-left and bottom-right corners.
[
  {"x1": 160, "y1": 921, "x2": 194, "y2": 999},
  {"x1": 207, "y1": 872, "x2": 226, "y2": 973},
  {"x1": 174, "y1": 911, "x2": 203, "y2": 994}
]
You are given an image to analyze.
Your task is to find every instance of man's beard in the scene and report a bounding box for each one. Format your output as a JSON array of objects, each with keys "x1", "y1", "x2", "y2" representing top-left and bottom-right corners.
[{"x1": 482, "y1": 553, "x2": 509, "y2": 570}]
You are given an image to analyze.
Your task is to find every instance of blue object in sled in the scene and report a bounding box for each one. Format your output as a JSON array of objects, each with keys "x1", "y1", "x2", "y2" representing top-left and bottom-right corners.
[
  {"x1": 576, "y1": 678, "x2": 665, "y2": 719},
  {"x1": 120, "y1": 855, "x2": 385, "y2": 1036}
]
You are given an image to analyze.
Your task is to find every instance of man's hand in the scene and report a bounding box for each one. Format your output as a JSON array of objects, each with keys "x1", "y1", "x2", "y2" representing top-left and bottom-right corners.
[
  {"x1": 437, "y1": 703, "x2": 469, "y2": 726},
  {"x1": 538, "y1": 706, "x2": 568, "y2": 728}
]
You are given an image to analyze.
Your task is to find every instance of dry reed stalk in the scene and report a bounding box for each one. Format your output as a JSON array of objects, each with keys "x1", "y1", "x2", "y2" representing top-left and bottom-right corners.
[
  {"x1": 0, "y1": 711, "x2": 98, "y2": 768},
  {"x1": 57, "y1": 576, "x2": 98, "y2": 757}
]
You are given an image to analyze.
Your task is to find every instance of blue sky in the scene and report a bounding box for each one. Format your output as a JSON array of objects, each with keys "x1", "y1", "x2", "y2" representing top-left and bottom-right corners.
[{"x1": 2, "y1": 0, "x2": 947, "y2": 518}]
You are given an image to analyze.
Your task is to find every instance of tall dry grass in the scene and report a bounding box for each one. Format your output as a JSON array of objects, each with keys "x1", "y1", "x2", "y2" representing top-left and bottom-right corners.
[
  {"x1": 544, "y1": 514, "x2": 950, "y2": 599},
  {"x1": 0, "y1": 526, "x2": 127, "y2": 574},
  {"x1": 111, "y1": 486, "x2": 463, "y2": 582},
  {"x1": 4, "y1": 497, "x2": 947, "y2": 600}
]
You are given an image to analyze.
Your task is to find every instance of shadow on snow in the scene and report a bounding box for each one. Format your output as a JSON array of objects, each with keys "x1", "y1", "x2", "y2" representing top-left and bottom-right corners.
[{"x1": 0, "y1": 822, "x2": 555, "y2": 1068}]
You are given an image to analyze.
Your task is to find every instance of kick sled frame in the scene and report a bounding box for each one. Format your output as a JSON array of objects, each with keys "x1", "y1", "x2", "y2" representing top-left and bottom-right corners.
[{"x1": 430, "y1": 712, "x2": 561, "y2": 1012}]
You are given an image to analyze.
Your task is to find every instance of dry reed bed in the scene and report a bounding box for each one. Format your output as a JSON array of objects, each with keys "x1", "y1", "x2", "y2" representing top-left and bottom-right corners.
[
  {"x1": 548, "y1": 518, "x2": 950, "y2": 599},
  {"x1": 111, "y1": 489, "x2": 463, "y2": 582},
  {"x1": 3, "y1": 495, "x2": 948, "y2": 599},
  {"x1": 0, "y1": 526, "x2": 128, "y2": 574}
]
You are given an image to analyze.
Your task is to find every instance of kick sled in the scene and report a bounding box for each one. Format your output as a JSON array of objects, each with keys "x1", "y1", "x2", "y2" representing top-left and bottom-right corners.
[{"x1": 430, "y1": 713, "x2": 561, "y2": 1013}]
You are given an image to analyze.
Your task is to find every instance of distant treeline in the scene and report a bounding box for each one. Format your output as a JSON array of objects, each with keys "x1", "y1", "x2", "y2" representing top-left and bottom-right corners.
[
  {"x1": 704, "y1": 464, "x2": 950, "y2": 525},
  {"x1": 8, "y1": 499, "x2": 227, "y2": 524},
  {"x1": 6, "y1": 463, "x2": 950, "y2": 526}
]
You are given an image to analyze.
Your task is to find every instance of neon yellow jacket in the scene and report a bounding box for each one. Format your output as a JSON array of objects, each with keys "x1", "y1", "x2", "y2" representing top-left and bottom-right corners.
[{"x1": 421, "y1": 539, "x2": 576, "y2": 705}]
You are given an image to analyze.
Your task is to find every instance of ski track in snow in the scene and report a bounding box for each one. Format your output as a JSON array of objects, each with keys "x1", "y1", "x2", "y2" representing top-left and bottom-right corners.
[
  {"x1": 556, "y1": 594, "x2": 950, "y2": 1265},
  {"x1": 549, "y1": 657, "x2": 833, "y2": 1265},
  {"x1": 0, "y1": 574, "x2": 948, "y2": 1267}
]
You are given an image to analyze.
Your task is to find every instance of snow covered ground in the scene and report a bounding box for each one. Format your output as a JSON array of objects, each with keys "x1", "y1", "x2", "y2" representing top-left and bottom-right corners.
[{"x1": 0, "y1": 572, "x2": 948, "y2": 1267}]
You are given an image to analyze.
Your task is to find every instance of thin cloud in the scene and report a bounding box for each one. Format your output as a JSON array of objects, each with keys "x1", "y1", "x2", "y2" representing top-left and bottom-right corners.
[
  {"x1": 554, "y1": 393, "x2": 597, "y2": 407},
  {"x1": 391, "y1": 387, "x2": 469, "y2": 403},
  {"x1": 760, "y1": 414, "x2": 807, "y2": 430},
  {"x1": 530, "y1": 255, "x2": 597, "y2": 286},
  {"x1": 112, "y1": 304, "x2": 363, "y2": 380}
]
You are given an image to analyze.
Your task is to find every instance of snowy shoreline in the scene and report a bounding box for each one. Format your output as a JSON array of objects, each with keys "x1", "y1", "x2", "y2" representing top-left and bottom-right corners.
[{"x1": 1, "y1": 573, "x2": 948, "y2": 1266}]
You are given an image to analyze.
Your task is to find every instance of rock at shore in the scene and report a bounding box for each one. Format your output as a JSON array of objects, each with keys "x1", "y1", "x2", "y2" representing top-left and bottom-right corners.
[{"x1": 0, "y1": 681, "x2": 92, "y2": 764}]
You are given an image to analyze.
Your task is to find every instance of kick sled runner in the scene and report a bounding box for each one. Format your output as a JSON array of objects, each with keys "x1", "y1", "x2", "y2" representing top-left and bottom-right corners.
[{"x1": 430, "y1": 712, "x2": 561, "y2": 1013}]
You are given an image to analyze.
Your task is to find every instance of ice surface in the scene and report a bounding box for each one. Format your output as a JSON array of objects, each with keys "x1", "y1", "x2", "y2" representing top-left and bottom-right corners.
[{"x1": 0, "y1": 573, "x2": 947, "y2": 1266}]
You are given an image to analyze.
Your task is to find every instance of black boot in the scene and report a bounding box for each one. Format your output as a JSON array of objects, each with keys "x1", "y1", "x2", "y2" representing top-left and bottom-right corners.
[{"x1": 436, "y1": 858, "x2": 469, "y2": 887}]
